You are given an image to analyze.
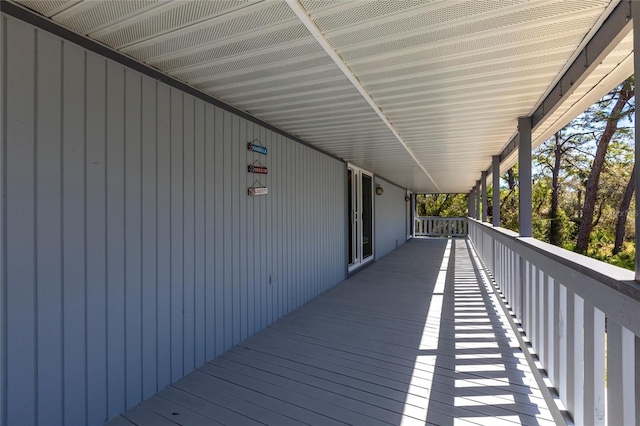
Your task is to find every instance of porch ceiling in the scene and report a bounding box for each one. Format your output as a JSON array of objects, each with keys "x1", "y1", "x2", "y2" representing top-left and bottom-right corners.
[{"x1": 10, "y1": 0, "x2": 631, "y2": 193}]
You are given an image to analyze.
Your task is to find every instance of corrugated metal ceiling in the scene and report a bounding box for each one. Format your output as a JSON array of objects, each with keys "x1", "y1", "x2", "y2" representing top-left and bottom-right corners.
[{"x1": 10, "y1": 0, "x2": 631, "y2": 193}]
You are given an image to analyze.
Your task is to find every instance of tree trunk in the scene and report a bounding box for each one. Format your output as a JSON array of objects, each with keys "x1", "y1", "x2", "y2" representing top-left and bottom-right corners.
[
  {"x1": 575, "y1": 80, "x2": 634, "y2": 253},
  {"x1": 577, "y1": 189, "x2": 582, "y2": 219},
  {"x1": 549, "y1": 132, "x2": 562, "y2": 246},
  {"x1": 506, "y1": 168, "x2": 516, "y2": 190},
  {"x1": 613, "y1": 165, "x2": 635, "y2": 255},
  {"x1": 434, "y1": 194, "x2": 451, "y2": 216}
]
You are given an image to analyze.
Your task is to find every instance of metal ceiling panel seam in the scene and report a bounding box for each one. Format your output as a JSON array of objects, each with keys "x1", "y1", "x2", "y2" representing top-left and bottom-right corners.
[
  {"x1": 6, "y1": 0, "x2": 629, "y2": 194},
  {"x1": 285, "y1": 0, "x2": 442, "y2": 193}
]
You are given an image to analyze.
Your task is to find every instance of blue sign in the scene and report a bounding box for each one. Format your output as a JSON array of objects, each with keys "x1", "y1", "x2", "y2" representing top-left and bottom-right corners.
[{"x1": 248, "y1": 142, "x2": 268, "y2": 155}]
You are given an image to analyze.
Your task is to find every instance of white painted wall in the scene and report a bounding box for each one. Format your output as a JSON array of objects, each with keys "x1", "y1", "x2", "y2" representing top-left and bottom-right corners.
[
  {"x1": 1, "y1": 15, "x2": 346, "y2": 425},
  {"x1": 374, "y1": 177, "x2": 409, "y2": 259}
]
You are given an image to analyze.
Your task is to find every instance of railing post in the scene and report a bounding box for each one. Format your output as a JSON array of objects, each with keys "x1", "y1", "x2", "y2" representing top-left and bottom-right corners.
[
  {"x1": 492, "y1": 155, "x2": 501, "y2": 227},
  {"x1": 518, "y1": 116, "x2": 533, "y2": 237}
]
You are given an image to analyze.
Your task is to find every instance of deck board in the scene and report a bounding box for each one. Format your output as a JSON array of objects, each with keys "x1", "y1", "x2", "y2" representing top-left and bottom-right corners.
[{"x1": 113, "y1": 239, "x2": 554, "y2": 425}]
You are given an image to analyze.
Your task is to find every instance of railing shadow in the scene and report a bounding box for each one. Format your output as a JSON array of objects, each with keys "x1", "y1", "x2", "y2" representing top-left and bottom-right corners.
[{"x1": 422, "y1": 239, "x2": 550, "y2": 425}]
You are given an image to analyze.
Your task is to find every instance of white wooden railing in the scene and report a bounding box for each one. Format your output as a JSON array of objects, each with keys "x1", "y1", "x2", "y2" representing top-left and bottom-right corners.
[
  {"x1": 414, "y1": 216, "x2": 467, "y2": 237},
  {"x1": 468, "y1": 219, "x2": 640, "y2": 426}
]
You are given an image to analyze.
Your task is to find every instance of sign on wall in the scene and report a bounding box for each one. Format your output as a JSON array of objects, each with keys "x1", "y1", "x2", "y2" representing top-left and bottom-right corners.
[
  {"x1": 247, "y1": 142, "x2": 268, "y2": 155},
  {"x1": 248, "y1": 165, "x2": 268, "y2": 174},
  {"x1": 248, "y1": 139, "x2": 269, "y2": 196},
  {"x1": 248, "y1": 187, "x2": 268, "y2": 196}
]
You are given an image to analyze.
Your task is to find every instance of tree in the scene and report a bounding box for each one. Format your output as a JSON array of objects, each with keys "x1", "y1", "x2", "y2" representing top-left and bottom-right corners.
[
  {"x1": 613, "y1": 164, "x2": 635, "y2": 255},
  {"x1": 549, "y1": 132, "x2": 563, "y2": 245},
  {"x1": 500, "y1": 166, "x2": 519, "y2": 232},
  {"x1": 533, "y1": 127, "x2": 592, "y2": 246},
  {"x1": 416, "y1": 194, "x2": 468, "y2": 217},
  {"x1": 575, "y1": 77, "x2": 635, "y2": 253}
]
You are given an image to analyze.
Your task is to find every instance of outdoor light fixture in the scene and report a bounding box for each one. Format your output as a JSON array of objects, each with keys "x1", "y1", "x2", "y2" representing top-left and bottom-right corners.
[
  {"x1": 405, "y1": 195, "x2": 411, "y2": 202},
  {"x1": 376, "y1": 185, "x2": 384, "y2": 195}
]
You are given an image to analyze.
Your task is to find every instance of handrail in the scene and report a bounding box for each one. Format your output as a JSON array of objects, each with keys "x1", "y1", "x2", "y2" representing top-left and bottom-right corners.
[
  {"x1": 414, "y1": 216, "x2": 467, "y2": 237},
  {"x1": 468, "y1": 219, "x2": 640, "y2": 426}
]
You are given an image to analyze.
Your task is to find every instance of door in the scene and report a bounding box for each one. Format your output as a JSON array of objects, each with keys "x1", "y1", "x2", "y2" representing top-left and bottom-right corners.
[
  {"x1": 406, "y1": 192, "x2": 414, "y2": 239},
  {"x1": 348, "y1": 164, "x2": 374, "y2": 270}
]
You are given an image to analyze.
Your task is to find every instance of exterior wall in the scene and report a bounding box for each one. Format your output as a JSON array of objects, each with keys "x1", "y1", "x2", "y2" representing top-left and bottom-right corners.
[
  {"x1": 1, "y1": 15, "x2": 346, "y2": 425},
  {"x1": 374, "y1": 177, "x2": 409, "y2": 259}
]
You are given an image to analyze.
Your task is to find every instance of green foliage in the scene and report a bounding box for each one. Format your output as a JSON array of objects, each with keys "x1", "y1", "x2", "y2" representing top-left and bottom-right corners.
[
  {"x1": 586, "y1": 236, "x2": 636, "y2": 271},
  {"x1": 526, "y1": 77, "x2": 636, "y2": 269},
  {"x1": 418, "y1": 79, "x2": 636, "y2": 270},
  {"x1": 416, "y1": 194, "x2": 468, "y2": 217}
]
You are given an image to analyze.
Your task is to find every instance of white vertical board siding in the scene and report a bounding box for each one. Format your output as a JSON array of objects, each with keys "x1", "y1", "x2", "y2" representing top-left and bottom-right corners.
[
  {"x1": 374, "y1": 177, "x2": 408, "y2": 260},
  {"x1": 1, "y1": 16, "x2": 347, "y2": 426}
]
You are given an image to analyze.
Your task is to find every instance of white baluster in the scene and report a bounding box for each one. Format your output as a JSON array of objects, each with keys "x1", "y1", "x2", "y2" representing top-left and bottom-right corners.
[
  {"x1": 539, "y1": 270, "x2": 547, "y2": 369},
  {"x1": 559, "y1": 284, "x2": 568, "y2": 406},
  {"x1": 607, "y1": 319, "x2": 635, "y2": 426},
  {"x1": 583, "y1": 303, "x2": 605, "y2": 426},
  {"x1": 573, "y1": 295, "x2": 585, "y2": 425}
]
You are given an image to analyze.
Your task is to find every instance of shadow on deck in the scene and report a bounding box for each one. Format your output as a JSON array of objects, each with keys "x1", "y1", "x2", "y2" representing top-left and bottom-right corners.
[{"x1": 108, "y1": 239, "x2": 553, "y2": 426}]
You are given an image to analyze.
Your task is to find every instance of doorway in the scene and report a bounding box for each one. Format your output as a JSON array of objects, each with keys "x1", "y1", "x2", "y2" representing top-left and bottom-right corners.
[
  {"x1": 406, "y1": 192, "x2": 414, "y2": 239},
  {"x1": 348, "y1": 164, "x2": 374, "y2": 270}
]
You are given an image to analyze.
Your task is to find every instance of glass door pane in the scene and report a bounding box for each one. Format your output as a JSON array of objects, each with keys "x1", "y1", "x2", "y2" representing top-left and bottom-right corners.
[
  {"x1": 362, "y1": 174, "x2": 373, "y2": 259},
  {"x1": 348, "y1": 169, "x2": 354, "y2": 265}
]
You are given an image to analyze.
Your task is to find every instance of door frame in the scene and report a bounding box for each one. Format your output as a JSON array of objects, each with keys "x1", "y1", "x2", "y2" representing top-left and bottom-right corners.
[
  {"x1": 347, "y1": 163, "x2": 375, "y2": 272},
  {"x1": 406, "y1": 191, "x2": 414, "y2": 239}
]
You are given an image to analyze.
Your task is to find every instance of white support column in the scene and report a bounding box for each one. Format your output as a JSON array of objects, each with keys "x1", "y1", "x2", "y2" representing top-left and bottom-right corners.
[
  {"x1": 518, "y1": 117, "x2": 533, "y2": 237},
  {"x1": 475, "y1": 180, "x2": 481, "y2": 220},
  {"x1": 492, "y1": 155, "x2": 500, "y2": 227},
  {"x1": 633, "y1": 0, "x2": 640, "y2": 281},
  {"x1": 468, "y1": 190, "x2": 474, "y2": 218},
  {"x1": 481, "y1": 171, "x2": 487, "y2": 222}
]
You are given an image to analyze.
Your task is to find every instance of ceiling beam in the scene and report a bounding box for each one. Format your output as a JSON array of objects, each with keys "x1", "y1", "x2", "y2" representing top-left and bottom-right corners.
[
  {"x1": 485, "y1": 0, "x2": 632, "y2": 182},
  {"x1": 530, "y1": 0, "x2": 632, "y2": 130},
  {"x1": 285, "y1": 0, "x2": 441, "y2": 192}
]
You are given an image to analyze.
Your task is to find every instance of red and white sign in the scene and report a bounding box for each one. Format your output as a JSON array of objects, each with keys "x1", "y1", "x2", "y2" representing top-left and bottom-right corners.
[
  {"x1": 248, "y1": 165, "x2": 268, "y2": 174},
  {"x1": 248, "y1": 187, "x2": 268, "y2": 196}
]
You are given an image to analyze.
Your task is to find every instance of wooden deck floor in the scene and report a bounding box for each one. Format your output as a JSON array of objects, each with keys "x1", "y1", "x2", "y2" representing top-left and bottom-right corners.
[{"x1": 108, "y1": 238, "x2": 554, "y2": 426}]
